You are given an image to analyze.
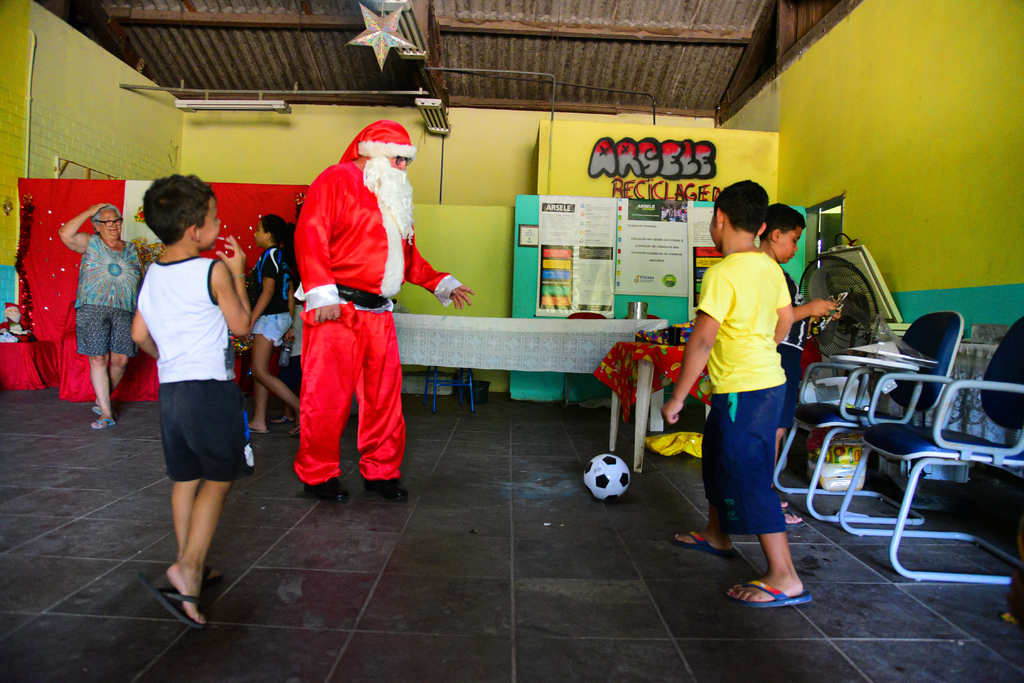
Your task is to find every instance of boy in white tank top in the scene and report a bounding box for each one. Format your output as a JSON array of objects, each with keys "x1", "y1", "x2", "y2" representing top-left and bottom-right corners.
[{"x1": 131, "y1": 175, "x2": 252, "y2": 628}]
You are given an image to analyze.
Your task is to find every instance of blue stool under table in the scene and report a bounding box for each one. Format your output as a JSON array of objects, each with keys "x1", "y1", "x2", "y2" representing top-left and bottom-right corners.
[{"x1": 423, "y1": 367, "x2": 474, "y2": 413}]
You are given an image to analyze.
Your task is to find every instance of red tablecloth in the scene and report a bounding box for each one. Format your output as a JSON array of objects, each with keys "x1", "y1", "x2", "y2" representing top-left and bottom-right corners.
[
  {"x1": 58, "y1": 327, "x2": 160, "y2": 402},
  {"x1": 0, "y1": 341, "x2": 59, "y2": 390},
  {"x1": 594, "y1": 341, "x2": 713, "y2": 421}
]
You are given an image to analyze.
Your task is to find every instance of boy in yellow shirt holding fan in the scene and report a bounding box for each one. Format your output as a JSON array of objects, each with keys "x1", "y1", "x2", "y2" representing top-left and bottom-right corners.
[{"x1": 661, "y1": 180, "x2": 808, "y2": 607}]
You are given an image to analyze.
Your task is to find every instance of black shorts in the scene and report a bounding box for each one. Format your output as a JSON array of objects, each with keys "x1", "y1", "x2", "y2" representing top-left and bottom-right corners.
[
  {"x1": 277, "y1": 355, "x2": 302, "y2": 394},
  {"x1": 159, "y1": 380, "x2": 251, "y2": 482},
  {"x1": 777, "y1": 344, "x2": 804, "y2": 429}
]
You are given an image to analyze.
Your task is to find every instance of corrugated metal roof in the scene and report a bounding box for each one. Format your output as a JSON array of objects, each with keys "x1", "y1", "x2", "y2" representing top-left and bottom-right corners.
[{"x1": 82, "y1": 0, "x2": 776, "y2": 115}]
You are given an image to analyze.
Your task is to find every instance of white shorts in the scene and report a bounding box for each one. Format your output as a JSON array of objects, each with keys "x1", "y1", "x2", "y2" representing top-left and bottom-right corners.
[{"x1": 252, "y1": 312, "x2": 292, "y2": 345}]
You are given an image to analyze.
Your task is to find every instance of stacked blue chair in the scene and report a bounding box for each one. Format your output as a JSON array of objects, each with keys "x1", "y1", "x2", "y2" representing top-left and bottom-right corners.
[
  {"x1": 848, "y1": 316, "x2": 1024, "y2": 584},
  {"x1": 774, "y1": 312, "x2": 964, "y2": 523},
  {"x1": 423, "y1": 367, "x2": 474, "y2": 414}
]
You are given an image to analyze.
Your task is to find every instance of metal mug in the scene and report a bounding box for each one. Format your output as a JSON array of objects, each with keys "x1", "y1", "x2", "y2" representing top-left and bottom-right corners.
[{"x1": 626, "y1": 302, "x2": 648, "y2": 320}]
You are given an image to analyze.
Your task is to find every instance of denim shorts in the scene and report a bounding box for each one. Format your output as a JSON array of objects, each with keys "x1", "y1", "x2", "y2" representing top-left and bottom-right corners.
[
  {"x1": 702, "y1": 384, "x2": 786, "y2": 535},
  {"x1": 76, "y1": 304, "x2": 137, "y2": 357},
  {"x1": 252, "y1": 312, "x2": 292, "y2": 345}
]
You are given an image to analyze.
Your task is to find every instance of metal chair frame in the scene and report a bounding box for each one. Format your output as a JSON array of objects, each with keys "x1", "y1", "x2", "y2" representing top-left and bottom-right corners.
[
  {"x1": 774, "y1": 312, "x2": 964, "y2": 525},
  {"x1": 423, "y1": 366, "x2": 474, "y2": 413},
  {"x1": 852, "y1": 366, "x2": 1024, "y2": 584}
]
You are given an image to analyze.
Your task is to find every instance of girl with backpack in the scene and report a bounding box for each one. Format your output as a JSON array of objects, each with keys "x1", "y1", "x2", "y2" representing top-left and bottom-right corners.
[{"x1": 246, "y1": 214, "x2": 300, "y2": 434}]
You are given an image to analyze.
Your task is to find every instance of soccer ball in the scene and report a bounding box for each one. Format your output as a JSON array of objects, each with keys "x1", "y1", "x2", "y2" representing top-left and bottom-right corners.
[{"x1": 584, "y1": 454, "x2": 630, "y2": 501}]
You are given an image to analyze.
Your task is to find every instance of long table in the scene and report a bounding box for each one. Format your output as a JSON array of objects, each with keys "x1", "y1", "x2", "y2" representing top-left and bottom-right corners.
[{"x1": 393, "y1": 313, "x2": 666, "y2": 373}]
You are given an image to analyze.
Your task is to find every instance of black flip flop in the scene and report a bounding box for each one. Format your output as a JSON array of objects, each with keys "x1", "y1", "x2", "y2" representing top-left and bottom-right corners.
[
  {"x1": 137, "y1": 573, "x2": 204, "y2": 629},
  {"x1": 201, "y1": 566, "x2": 223, "y2": 591},
  {"x1": 157, "y1": 566, "x2": 222, "y2": 594}
]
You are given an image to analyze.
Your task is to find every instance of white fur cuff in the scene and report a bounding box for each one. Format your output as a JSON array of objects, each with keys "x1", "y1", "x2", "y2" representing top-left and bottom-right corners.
[{"x1": 358, "y1": 140, "x2": 417, "y2": 160}]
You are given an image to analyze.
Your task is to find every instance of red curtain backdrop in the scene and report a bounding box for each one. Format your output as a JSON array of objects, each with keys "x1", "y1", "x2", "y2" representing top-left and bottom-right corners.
[
  {"x1": 10, "y1": 179, "x2": 307, "y2": 401},
  {"x1": 18, "y1": 179, "x2": 126, "y2": 343},
  {"x1": 206, "y1": 183, "x2": 306, "y2": 270}
]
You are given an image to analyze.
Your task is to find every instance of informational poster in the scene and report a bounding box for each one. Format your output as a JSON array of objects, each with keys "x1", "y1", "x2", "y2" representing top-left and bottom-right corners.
[
  {"x1": 615, "y1": 199, "x2": 688, "y2": 297},
  {"x1": 687, "y1": 202, "x2": 723, "y2": 318},
  {"x1": 536, "y1": 196, "x2": 616, "y2": 317}
]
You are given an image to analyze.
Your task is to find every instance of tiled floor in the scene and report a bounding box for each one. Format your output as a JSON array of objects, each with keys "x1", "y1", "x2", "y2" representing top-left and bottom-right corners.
[{"x1": 1, "y1": 388, "x2": 1023, "y2": 682}]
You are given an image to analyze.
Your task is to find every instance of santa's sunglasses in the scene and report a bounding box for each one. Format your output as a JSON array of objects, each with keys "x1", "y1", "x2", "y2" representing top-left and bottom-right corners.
[{"x1": 392, "y1": 156, "x2": 412, "y2": 167}]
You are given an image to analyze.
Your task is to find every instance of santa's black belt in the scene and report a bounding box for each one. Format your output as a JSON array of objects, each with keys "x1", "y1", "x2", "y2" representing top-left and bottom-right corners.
[{"x1": 337, "y1": 285, "x2": 389, "y2": 309}]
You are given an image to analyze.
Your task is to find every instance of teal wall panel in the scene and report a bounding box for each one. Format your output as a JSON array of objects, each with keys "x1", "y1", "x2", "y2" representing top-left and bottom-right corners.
[
  {"x1": 893, "y1": 283, "x2": 1024, "y2": 334},
  {"x1": 0, "y1": 265, "x2": 16, "y2": 306},
  {"x1": 510, "y1": 198, "x2": 808, "y2": 402}
]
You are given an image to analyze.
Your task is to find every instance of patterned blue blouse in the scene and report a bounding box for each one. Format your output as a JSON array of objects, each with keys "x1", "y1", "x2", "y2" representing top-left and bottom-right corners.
[{"x1": 74, "y1": 235, "x2": 142, "y2": 312}]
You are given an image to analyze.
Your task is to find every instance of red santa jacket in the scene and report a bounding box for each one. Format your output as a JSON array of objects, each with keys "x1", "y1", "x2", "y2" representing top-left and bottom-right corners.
[{"x1": 295, "y1": 160, "x2": 448, "y2": 304}]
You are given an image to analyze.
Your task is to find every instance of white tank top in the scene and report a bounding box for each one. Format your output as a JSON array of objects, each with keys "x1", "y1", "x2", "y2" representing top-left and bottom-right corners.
[{"x1": 137, "y1": 257, "x2": 235, "y2": 383}]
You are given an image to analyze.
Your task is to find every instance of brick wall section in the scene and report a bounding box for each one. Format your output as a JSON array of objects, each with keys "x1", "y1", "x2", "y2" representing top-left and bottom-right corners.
[
  {"x1": 0, "y1": 83, "x2": 27, "y2": 268},
  {"x1": 29, "y1": 102, "x2": 176, "y2": 182},
  {"x1": 0, "y1": 83, "x2": 27, "y2": 302}
]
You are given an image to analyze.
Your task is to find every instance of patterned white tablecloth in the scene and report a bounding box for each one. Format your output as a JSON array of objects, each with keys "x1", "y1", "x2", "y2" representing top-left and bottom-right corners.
[{"x1": 394, "y1": 313, "x2": 666, "y2": 373}]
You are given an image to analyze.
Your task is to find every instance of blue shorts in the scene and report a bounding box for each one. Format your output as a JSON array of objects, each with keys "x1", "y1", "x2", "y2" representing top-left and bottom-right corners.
[
  {"x1": 702, "y1": 384, "x2": 786, "y2": 535},
  {"x1": 252, "y1": 312, "x2": 292, "y2": 345},
  {"x1": 777, "y1": 344, "x2": 804, "y2": 428}
]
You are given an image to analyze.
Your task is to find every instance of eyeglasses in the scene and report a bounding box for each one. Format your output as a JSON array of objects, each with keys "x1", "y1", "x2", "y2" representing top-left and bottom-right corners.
[
  {"x1": 97, "y1": 218, "x2": 123, "y2": 228},
  {"x1": 392, "y1": 156, "x2": 412, "y2": 167}
]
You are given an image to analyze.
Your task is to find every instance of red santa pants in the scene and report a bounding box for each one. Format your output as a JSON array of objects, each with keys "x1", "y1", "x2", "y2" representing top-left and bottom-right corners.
[{"x1": 294, "y1": 304, "x2": 406, "y2": 484}]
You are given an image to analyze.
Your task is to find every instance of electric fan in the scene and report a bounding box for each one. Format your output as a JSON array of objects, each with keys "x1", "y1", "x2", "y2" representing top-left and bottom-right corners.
[{"x1": 799, "y1": 255, "x2": 879, "y2": 356}]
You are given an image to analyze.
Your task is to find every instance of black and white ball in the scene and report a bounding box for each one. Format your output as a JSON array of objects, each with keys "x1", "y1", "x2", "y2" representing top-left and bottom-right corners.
[{"x1": 584, "y1": 454, "x2": 630, "y2": 501}]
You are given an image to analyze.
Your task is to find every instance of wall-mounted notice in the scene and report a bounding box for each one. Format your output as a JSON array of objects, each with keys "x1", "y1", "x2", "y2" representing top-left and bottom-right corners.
[
  {"x1": 536, "y1": 196, "x2": 616, "y2": 317},
  {"x1": 615, "y1": 199, "x2": 688, "y2": 297},
  {"x1": 687, "y1": 202, "x2": 723, "y2": 319}
]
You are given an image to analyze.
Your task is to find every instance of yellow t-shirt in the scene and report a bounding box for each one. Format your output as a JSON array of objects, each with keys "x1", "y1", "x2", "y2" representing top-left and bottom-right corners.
[{"x1": 697, "y1": 251, "x2": 790, "y2": 394}]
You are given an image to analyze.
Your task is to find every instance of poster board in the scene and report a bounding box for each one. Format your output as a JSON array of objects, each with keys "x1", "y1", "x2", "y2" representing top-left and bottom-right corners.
[
  {"x1": 687, "y1": 202, "x2": 721, "y2": 319},
  {"x1": 536, "y1": 196, "x2": 617, "y2": 317},
  {"x1": 615, "y1": 199, "x2": 688, "y2": 297},
  {"x1": 534, "y1": 195, "x2": 691, "y2": 317}
]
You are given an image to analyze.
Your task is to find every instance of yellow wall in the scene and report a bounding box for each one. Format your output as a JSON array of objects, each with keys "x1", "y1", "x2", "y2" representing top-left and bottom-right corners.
[
  {"x1": 539, "y1": 119, "x2": 778, "y2": 200},
  {"x1": 721, "y1": 80, "x2": 779, "y2": 135},
  {"x1": 396, "y1": 204, "x2": 515, "y2": 391},
  {"x1": 0, "y1": 0, "x2": 30, "y2": 266},
  {"x1": 28, "y1": 4, "x2": 183, "y2": 181},
  {"x1": 729, "y1": 0, "x2": 1024, "y2": 294},
  {"x1": 182, "y1": 107, "x2": 711, "y2": 208}
]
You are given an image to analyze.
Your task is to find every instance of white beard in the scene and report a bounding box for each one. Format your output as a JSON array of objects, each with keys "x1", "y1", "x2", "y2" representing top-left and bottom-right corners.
[{"x1": 363, "y1": 156, "x2": 414, "y2": 298}]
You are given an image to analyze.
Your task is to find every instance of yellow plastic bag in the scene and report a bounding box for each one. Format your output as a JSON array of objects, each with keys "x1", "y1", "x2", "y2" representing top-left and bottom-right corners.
[{"x1": 645, "y1": 432, "x2": 703, "y2": 458}]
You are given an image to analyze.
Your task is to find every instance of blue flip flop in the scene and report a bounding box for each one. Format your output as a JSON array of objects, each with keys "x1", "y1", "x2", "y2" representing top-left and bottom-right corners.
[
  {"x1": 92, "y1": 406, "x2": 118, "y2": 420},
  {"x1": 727, "y1": 580, "x2": 812, "y2": 608},
  {"x1": 670, "y1": 531, "x2": 739, "y2": 558},
  {"x1": 91, "y1": 417, "x2": 116, "y2": 430}
]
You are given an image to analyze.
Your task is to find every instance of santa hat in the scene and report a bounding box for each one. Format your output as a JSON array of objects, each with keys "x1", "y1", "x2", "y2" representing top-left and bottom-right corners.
[{"x1": 340, "y1": 120, "x2": 417, "y2": 164}]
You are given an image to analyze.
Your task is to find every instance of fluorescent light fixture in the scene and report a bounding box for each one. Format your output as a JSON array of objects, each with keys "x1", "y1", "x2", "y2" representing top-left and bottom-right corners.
[
  {"x1": 415, "y1": 97, "x2": 450, "y2": 135},
  {"x1": 174, "y1": 99, "x2": 291, "y2": 113}
]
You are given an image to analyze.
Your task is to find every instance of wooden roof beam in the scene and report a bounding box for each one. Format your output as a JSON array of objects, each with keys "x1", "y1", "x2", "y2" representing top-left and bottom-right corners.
[
  {"x1": 74, "y1": 0, "x2": 155, "y2": 79},
  {"x1": 718, "y1": 0, "x2": 777, "y2": 119},
  {"x1": 448, "y1": 95, "x2": 713, "y2": 119},
  {"x1": 106, "y1": 9, "x2": 364, "y2": 30},
  {"x1": 435, "y1": 17, "x2": 752, "y2": 44}
]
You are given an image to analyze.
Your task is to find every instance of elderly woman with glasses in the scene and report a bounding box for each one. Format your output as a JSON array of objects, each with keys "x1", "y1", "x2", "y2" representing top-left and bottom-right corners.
[{"x1": 59, "y1": 203, "x2": 143, "y2": 429}]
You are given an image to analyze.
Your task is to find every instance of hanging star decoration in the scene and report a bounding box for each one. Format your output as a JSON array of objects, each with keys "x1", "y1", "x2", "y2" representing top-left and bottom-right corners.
[{"x1": 348, "y1": 3, "x2": 419, "y2": 70}]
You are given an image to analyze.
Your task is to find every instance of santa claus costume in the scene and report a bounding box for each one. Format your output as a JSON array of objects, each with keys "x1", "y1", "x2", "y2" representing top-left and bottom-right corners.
[{"x1": 293, "y1": 120, "x2": 464, "y2": 499}]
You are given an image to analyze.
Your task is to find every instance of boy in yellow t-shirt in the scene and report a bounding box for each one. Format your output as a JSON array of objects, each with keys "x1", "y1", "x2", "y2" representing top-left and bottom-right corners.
[{"x1": 662, "y1": 180, "x2": 809, "y2": 607}]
